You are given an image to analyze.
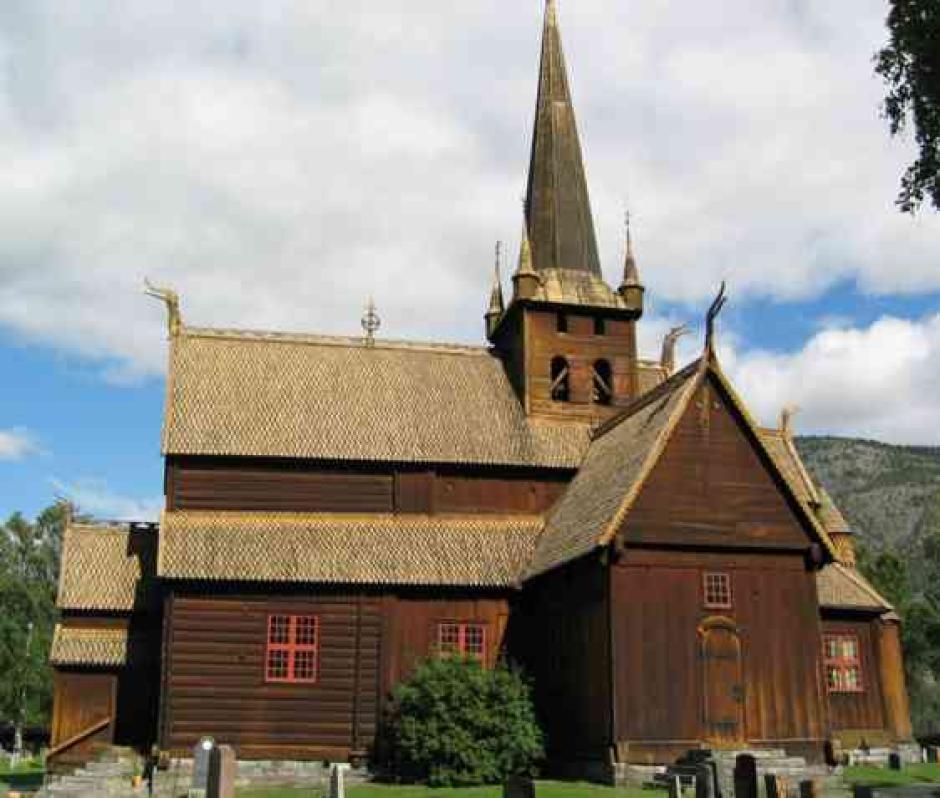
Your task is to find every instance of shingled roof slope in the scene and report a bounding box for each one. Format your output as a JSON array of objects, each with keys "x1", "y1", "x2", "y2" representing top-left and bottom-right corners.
[
  {"x1": 163, "y1": 328, "x2": 595, "y2": 467},
  {"x1": 50, "y1": 625, "x2": 129, "y2": 666},
  {"x1": 159, "y1": 510, "x2": 543, "y2": 587},
  {"x1": 529, "y1": 361, "x2": 700, "y2": 577},
  {"x1": 817, "y1": 563, "x2": 892, "y2": 611},
  {"x1": 57, "y1": 523, "x2": 156, "y2": 611}
]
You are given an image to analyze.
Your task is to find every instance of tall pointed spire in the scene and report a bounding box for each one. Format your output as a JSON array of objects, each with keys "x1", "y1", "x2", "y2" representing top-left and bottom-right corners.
[
  {"x1": 617, "y1": 210, "x2": 644, "y2": 311},
  {"x1": 524, "y1": 0, "x2": 602, "y2": 277}
]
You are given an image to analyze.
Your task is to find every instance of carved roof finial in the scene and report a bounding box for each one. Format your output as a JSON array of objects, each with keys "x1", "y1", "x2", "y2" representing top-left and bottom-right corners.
[
  {"x1": 144, "y1": 278, "x2": 182, "y2": 338},
  {"x1": 361, "y1": 296, "x2": 381, "y2": 347},
  {"x1": 704, "y1": 281, "x2": 728, "y2": 354},
  {"x1": 660, "y1": 323, "x2": 690, "y2": 375},
  {"x1": 780, "y1": 404, "x2": 799, "y2": 438}
]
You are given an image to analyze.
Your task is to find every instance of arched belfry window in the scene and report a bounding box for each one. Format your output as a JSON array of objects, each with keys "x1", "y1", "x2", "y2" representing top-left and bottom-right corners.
[
  {"x1": 592, "y1": 359, "x2": 613, "y2": 405},
  {"x1": 550, "y1": 356, "x2": 570, "y2": 402}
]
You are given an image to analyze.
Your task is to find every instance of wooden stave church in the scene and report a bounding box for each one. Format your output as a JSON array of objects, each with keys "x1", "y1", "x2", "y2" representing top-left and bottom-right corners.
[{"x1": 47, "y1": 0, "x2": 913, "y2": 774}]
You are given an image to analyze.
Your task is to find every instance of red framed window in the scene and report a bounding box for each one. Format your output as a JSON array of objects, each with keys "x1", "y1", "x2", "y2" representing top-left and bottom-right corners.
[
  {"x1": 265, "y1": 614, "x2": 319, "y2": 684},
  {"x1": 703, "y1": 572, "x2": 732, "y2": 609},
  {"x1": 824, "y1": 634, "x2": 863, "y2": 693},
  {"x1": 437, "y1": 622, "x2": 486, "y2": 662}
]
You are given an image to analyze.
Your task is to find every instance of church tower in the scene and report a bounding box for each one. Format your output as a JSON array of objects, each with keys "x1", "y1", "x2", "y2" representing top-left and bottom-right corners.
[{"x1": 486, "y1": 0, "x2": 644, "y2": 421}]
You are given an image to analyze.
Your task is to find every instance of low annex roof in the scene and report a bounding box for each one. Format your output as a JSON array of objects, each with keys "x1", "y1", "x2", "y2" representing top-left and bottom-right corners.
[
  {"x1": 49, "y1": 625, "x2": 128, "y2": 667},
  {"x1": 57, "y1": 523, "x2": 157, "y2": 611},
  {"x1": 162, "y1": 327, "x2": 594, "y2": 468},
  {"x1": 158, "y1": 510, "x2": 543, "y2": 588},
  {"x1": 817, "y1": 563, "x2": 892, "y2": 612},
  {"x1": 529, "y1": 356, "x2": 838, "y2": 579}
]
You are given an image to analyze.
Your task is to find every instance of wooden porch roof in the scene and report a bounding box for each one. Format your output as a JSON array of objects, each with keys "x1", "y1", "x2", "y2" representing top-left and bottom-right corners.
[{"x1": 50, "y1": 625, "x2": 128, "y2": 667}]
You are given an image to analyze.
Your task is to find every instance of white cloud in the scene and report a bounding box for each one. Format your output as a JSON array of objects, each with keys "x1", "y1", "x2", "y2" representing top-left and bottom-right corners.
[
  {"x1": 723, "y1": 313, "x2": 940, "y2": 444},
  {"x1": 0, "y1": 0, "x2": 938, "y2": 381},
  {"x1": 0, "y1": 427, "x2": 38, "y2": 461},
  {"x1": 49, "y1": 477, "x2": 162, "y2": 522}
]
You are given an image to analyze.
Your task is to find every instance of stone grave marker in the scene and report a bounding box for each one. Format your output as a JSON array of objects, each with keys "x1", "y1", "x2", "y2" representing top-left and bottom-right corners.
[
  {"x1": 190, "y1": 736, "x2": 215, "y2": 796},
  {"x1": 888, "y1": 752, "x2": 902, "y2": 770},
  {"x1": 330, "y1": 763, "x2": 351, "y2": 798},
  {"x1": 852, "y1": 786, "x2": 874, "y2": 798},
  {"x1": 503, "y1": 774, "x2": 536, "y2": 798},
  {"x1": 926, "y1": 746, "x2": 939, "y2": 764},
  {"x1": 799, "y1": 778, "x2": 820, "y2": 798},
  {"x1": 207, "y1": 745, "x2": 236, "y2": 798},
  {"x1": 734, "y1": 754, "x2": 758, "y2": 798}
]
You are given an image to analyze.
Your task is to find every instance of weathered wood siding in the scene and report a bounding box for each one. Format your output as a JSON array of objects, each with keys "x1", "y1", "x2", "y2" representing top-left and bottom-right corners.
[
  {"x1": 381, "y1": 593, "x2": 510, "y2": 697},
  {"x1": 611, "y1": 550, "x2": 827, "y2": 763},
  {"x1": 821, "y1": 617, "x2": 887, "y2": 737},
  {"x1": 161, "y1": 592, "x2": 382, "y2": 760},
  {"x1": 524, "y1": 309, "x2": 639, "y2": 419},
  {"x1": 621, "y1": 374, "x2": 812, "y2": 551},
  {"x1": 508, "y1": 556, "x2": 611, "y2": 762},
  {"x1": 168, "y1": 458, "x2": 570, "y2": 515},
  {"x1": 160, "y1": 588, "x2": 512, "y2": 760},
  {"x1": 50, "y1": 672, "x2": 116, "y2": 766}
]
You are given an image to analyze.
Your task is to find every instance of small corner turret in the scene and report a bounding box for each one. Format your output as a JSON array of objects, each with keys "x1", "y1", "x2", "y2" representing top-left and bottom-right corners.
[{"x1": 617, "y1": 211, "x2": 644, "y2": 315}]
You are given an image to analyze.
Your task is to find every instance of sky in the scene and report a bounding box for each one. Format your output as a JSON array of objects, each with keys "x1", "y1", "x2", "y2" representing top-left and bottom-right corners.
[{"x1": 1, "y1": 0, "x2": 939, "y2": 522}]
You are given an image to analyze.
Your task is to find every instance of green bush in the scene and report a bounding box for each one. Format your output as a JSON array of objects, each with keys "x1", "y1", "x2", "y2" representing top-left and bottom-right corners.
[{"x1": 382, "y1": 656, "x2": 544, "y2": 786}]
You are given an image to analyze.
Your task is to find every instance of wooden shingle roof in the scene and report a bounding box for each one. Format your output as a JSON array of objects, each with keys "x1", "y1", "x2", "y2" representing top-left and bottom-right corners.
[
  {"x1": 163, "y1": 328, "x2": 594, "y2": 467},
  {"x1": 817, "y1": 563, "x2": 892, "y2": 612},
  {"x1": 57, "y1": 523, "x2": 156, "y2": 611},
  {"x1": 50, "y1": 625, "x2": 128, "y2": 666},
  {"x1": 158, "y1": 510, "x2": 543, "y2": 588}
]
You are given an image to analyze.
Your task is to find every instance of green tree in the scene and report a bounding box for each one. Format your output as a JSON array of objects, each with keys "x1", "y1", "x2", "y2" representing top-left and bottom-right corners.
[
  {"x1": 382, "y1": 657, "x2": 544, "y2": 786},
  {"x1": 0, "y1": 501, "x2": 75, "y2": 725},
  {"x1": 875, "y1": 0, "x2": 940, "y2": 212}
]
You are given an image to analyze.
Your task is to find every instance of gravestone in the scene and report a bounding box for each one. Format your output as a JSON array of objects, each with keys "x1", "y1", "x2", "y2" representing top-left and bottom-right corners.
[
  {"x1": 888, "y1": 752, "x2": 902, "y2": 771},
  {"x1": 733, "y1": 754, "x2": 758, "y2": 798},
  {"x1": 668, "y1": 775, "x2": 683, "y2": 798},
  {"x1": 207, "y1": 745, "x2": 236, "y2": 798},
  {"x1": 926, "y1": 746, "x2": 939, "y2": 764},
  {"x1": 191, "y1": 737, "x2": 215, "y2": 795},
  {"x1": 852, "y1": 786, "x2": 874, "y2": 798},
  {"x1": 330, "y1": 763, "x2": 351, "y2": 798},
  {"x1": 765, "y1": 773, "x2": 789, "y2": 798},
  {"x1": 695, "y1": 763, "x2": 717, "y2": 798},
  {"x1": 503, "y1": 774, "x2": 536, "y2": 798},
  {"x1": 799, "y1": 779, "x2": 820, "y2": 798}
]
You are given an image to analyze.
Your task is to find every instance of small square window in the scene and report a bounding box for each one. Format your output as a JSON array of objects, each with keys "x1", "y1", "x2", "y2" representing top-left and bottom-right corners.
[
  {"x1": 437, "y1": 622, "x2": 486, "y2": 663},
  {"x1": 703, "y1": 572, "x2": 732, "y2": 609}
]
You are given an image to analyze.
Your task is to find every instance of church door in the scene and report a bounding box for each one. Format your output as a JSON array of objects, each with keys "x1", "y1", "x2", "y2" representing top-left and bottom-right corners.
[{"x1": 700, "y1": 618, "x2": 745, "y2": 746}]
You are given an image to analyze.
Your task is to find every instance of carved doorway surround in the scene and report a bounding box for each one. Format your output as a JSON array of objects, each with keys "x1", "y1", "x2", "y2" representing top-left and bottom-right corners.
[{"x1": 699, "y1": 615, "x2": 745, "y2": 747}]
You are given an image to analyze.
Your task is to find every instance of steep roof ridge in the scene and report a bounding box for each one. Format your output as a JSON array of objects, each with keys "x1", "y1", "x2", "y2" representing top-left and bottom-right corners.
[{"x1": 183, "y1": 325, "x2": 492, "y2": 357}]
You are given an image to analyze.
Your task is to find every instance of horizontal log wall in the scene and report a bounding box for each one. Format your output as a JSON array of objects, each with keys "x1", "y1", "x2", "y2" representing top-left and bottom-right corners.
[
  {"x1": 161, "y1": 593, "x2": 382, "y2": 759},
  {"x1": 167, "y1": 457, "x2": 571, "y2": 515}
]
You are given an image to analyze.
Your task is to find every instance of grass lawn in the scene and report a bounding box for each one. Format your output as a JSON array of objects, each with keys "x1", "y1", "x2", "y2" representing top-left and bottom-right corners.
[
  {"x1": 238, "y1": 781, "x2": 665, "y2": 798},
  {"x1": 843, "y1": 764, "x2": 940, "y2": 788}
]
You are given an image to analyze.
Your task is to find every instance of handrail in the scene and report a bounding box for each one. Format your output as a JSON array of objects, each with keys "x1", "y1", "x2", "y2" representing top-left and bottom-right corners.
[{"x1": 47, "y1": 715, "x2": 112, "y2": 760}]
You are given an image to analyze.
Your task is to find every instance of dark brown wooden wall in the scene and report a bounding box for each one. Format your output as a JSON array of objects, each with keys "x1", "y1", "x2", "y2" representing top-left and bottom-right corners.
[
  {"x1": 50, "y1": 671, "x2": 116, "y2": 766},
  {"x1": 610, "y1": 550, "x2": 827, "y2": 762},
  {"x1": 821, "y1": 617, "x2": 887, "y2": 735},
  {"x1": 621, "y1": 374, "x2": 813, "y2": 551},
  {"x1": 161, "y1": 593, "x2": 382, "y2": 760},
  {"x1": 167, "y1": 458, "x2": 570, "y2": 515},
  {"x1": 507, "y1": 556, "x2": 611, "y2": 761},
  {"x1": 381, "y1": 593, "x2": 510, "y2": 697},
  {"x1": 523, "y1": 309, "x2": 638, "y2": 420}
]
